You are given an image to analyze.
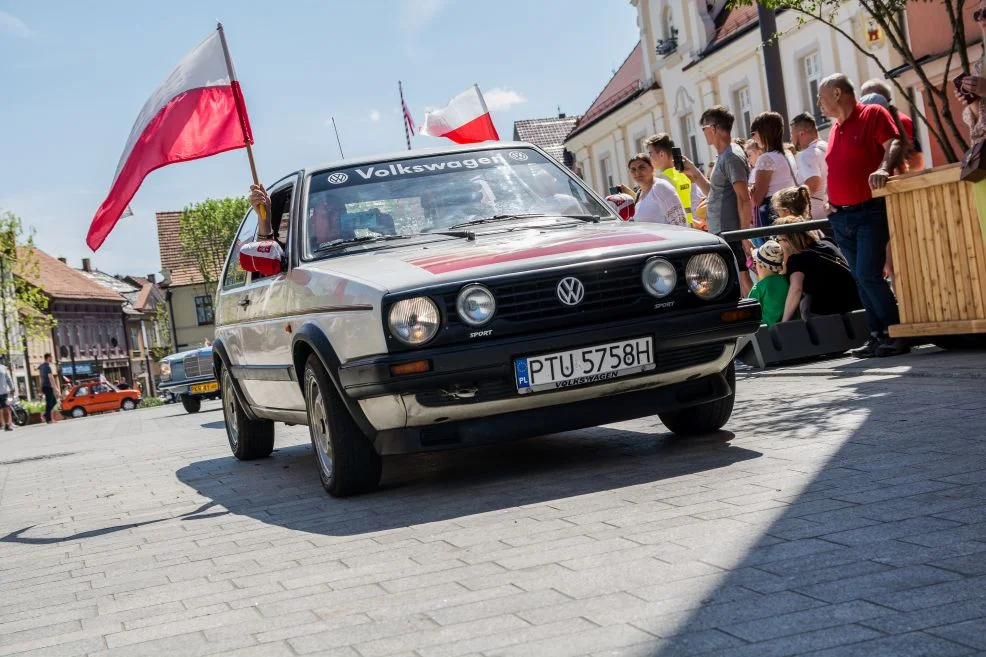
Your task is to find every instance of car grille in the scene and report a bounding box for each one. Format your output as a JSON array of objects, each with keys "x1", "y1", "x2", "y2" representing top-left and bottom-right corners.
[
  {"x1": 414, "y1": 342, "x2": 727, "y2": 407},
  {"x1": 182, "y1": 353, "x2": 212, "y2": 379}
]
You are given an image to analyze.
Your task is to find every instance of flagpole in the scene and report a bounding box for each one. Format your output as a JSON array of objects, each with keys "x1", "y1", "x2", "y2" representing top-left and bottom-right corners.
[
  {"x1": 216, "y1": 22, "x2": 267, "y2": 229},
  {"x1": 399, "y1": 80, "x2": 411, "y2": 151},
  {"x1": 331, "y1": 117, "x2": 345, "y2": 158}
]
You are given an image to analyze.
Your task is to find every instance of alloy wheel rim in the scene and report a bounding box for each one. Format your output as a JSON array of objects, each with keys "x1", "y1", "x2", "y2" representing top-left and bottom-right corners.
[
  {"x1": 223, "y1": 371, "x2": 238, "y2": 449},
  {"x1": 72, "y1": 408, "x2": 83, "y2": 418},
  {"x1": 307, "y1": 377, "x2": 333, "y2": 479}
]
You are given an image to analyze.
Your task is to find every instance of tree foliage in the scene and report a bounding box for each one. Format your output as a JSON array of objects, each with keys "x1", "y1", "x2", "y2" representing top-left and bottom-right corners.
[
  {"x1": 0, "y1": 210, "x2": 57, "y2": 364},
  {"x1": 729, "y1": 0, "x2": 972, "y2": 162},
  {"x1": 178, "y1": 197, "x2": 250, "y2": 299}
]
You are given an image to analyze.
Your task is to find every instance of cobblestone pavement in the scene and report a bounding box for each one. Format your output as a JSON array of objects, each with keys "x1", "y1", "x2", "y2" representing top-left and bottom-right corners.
[{"x1": 1, "y1": 347, "x2": 985, "y2": 657}]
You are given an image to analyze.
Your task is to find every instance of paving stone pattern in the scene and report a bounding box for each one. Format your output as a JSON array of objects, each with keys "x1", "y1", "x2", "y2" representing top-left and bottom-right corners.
[{"x1": 1, "y1": 347, "x2": 985, "y2": 656}]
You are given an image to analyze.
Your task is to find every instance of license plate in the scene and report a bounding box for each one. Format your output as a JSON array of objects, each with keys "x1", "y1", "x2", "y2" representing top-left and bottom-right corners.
[
  {"x1": 190, "y1": 382, "x2": 219, "y2": 394},
  {"x1": 514, "y1": 336, "x2": 654, "y2": 394}
]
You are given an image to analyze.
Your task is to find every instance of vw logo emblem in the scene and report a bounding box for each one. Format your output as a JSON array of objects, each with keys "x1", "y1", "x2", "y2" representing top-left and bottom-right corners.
[
  {"x1": 556, "y1": 277, "x2": 585, "y2": 306},
  {"x1": 327, "y1": 172, "x2": 349, "y2": 184},
  {"x1": 508, "y1": 151, "x2": 529, "y2": 161}
]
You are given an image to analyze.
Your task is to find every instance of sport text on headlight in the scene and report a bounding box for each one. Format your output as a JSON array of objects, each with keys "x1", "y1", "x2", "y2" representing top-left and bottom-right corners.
[
  {"x1": 685, "y1": 253, "x2": 729, "y2": 300},
  {"x1": 456, "y1": 284, "x2": 496, "y2": 326},
  {"x1": 641, "y1": 257, "x2": 677, "y2": 298},
  {"x1": 388, "y1": 297, "x2": 441, "y2": 345}
]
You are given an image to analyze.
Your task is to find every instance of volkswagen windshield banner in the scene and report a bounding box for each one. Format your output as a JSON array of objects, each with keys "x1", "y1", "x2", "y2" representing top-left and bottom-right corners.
[{"x1": 310, "y1": 148, "x2": 546, "y2": 192}]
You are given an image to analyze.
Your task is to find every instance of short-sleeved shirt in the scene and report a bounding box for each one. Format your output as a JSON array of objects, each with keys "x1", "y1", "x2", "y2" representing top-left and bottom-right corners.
[
  {"x1": 748, "y1": 274, "x2": 789, "y2": 326},
  {"x1": 826, "y1": 103, "x2": 900, "y2": 206},
  {"x1": 785, "y1": 242, "x2": 863, "y2": 316},
  {"x1": 634, "y1": 175, "x2": 687, "y2": 226},
  {"x1": 706, "y1": 143, "x2": 750, "y2": 234},
  {"x1": 753, "y1": 151, "x2": 799, "y2": 197},
  {"x1": 39, "y1": 362, "x2": 52, "y2": 390},
  {"x1": 796, "y1": 139, "x2": 829, "y2": 220}
]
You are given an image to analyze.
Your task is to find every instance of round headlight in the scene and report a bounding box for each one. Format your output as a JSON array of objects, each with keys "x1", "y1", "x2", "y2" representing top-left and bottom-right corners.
[
  {"x1": 685, "y1": 253, "x2": 730, "y2": 300},
  {"x1": 456, "y1": 284, "x2": 496, "y2": 326},
  {"x1": 641, "y1": 257, "x2": 677, "y2": 298},
  {"x1": 388, "y1": 297, "x2": 441, "y2": 345}
]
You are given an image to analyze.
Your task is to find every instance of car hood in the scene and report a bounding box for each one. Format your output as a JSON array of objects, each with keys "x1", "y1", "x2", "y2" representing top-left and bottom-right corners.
[
  {"x1": 300, "y1": 221, "x2": 723, "y2": 293},
  {"x1": 163, "y1": 346, "x2": 213, "y2": 362}
]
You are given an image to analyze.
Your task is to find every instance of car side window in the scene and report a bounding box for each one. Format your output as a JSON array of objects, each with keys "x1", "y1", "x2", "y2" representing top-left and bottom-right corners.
[
  {"x1": 252, "y1": 185, "x2": 294, "y2": 281},
  {"x1": 222, "y1": 209, "x2": 260, "y2": 289},
  {"x1": 76, "y1": 386, "x2": 89, "y2": 396}
]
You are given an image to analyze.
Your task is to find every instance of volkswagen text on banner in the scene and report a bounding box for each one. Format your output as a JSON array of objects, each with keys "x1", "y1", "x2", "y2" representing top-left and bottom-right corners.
[
  {"x1": 419, "y1": 84, "x2": 500, "y2": 144},
  {"x1": 87, "y1": 29, "x2": 253, "y2": 251}
]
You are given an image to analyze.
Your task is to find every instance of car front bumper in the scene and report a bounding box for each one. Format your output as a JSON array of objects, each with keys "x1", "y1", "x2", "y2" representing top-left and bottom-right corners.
[
  {"x1": 338, "y1": 299, "x2": 761, "y2": 455},
  {"x1": 158, "y1": 376, "x2": 220, "y2": 398}
]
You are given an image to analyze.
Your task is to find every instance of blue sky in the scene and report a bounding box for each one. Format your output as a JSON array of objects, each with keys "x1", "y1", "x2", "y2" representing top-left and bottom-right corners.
[{"x1": 0, "y1": 0, "x2": 640, "y2": 276}]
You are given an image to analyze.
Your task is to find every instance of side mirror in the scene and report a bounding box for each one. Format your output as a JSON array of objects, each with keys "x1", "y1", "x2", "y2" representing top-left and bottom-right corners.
[{"x1": 239, "y1": 240, "x2": 285, "y2": 276}]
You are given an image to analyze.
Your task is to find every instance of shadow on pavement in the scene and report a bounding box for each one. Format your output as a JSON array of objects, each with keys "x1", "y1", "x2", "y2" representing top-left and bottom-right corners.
[{"x1": 174, "y1": 427, "x2": 761, "y2": 537}]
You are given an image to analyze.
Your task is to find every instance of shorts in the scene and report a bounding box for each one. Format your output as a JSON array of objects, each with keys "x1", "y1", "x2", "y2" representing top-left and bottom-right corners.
[
  {"x1": 727, "y1": 241, "x2": 749, "y2": 272},
  {"x1": 0, "y1": 394, "x2": 8, "y2": 407}
]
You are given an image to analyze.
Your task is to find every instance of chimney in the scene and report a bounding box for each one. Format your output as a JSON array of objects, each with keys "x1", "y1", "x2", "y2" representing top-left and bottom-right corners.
[
  {"x1": 147, "y1": 274, "x2": 156, "y2": 284},
  {"x1": 58, "y1": 257, "x2": 67, "y2": 264},
  {"x1": 82, "y1": 258, "x2": 91, "y2": 272}
]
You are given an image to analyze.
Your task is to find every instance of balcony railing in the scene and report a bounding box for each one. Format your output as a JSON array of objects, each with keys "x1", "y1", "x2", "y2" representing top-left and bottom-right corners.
[{"x1": 656, "y1": 27, "x2": 679, "y2": 57}]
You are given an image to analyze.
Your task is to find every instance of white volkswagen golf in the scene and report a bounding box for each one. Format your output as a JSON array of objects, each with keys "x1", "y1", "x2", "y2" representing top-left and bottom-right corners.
[{"x1": 214, "y1": 142, "x2": 761, "y2": 496}]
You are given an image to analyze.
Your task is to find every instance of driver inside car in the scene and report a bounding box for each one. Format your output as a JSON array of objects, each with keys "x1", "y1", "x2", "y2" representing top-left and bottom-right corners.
[{"x1": 250, "y1": 183, "x2": 346, "y2": 253}]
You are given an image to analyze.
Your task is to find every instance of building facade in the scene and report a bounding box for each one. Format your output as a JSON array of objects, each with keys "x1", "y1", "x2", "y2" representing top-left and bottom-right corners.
[
  {"x1": 566, "y1": 1, "x2": 905, "y2": 195},
  {"x1": 156, "y1": 211, "x2": 216, "y2": 351}
]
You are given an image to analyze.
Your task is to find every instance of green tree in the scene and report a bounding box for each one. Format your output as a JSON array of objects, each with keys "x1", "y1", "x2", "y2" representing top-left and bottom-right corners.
[
  {"x1": 0, "y1": 210, "x2": 57, "y2": 366},
  {"x1": 178, "y1": 197, "x2": 250, "y2": 300},
  {"x1": 148, "y1": 301, "x2": 174, "y2": 361},
  {"x1": 730, "y1": 0, "x2": 970, "y2": 162}
]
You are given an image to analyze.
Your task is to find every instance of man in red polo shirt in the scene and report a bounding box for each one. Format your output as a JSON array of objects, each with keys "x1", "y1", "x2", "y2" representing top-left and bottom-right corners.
[{"x1": 820, "y1": 73, "x2": 907, "y2": 358}]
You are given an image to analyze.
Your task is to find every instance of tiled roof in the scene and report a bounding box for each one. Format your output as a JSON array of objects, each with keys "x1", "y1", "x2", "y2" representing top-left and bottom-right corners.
[
  {"x1": 134, "y1": 283, "x2": 155, "y2": 312},
  {"x1": 157, "y1": 211, "x2": 205, "y2": 287},
  {"x1": 15, "y1": 248, "x2": 126, "y2": 303},
  {"x1": 79, "y1": 269, "x2": 142, "y2": 314},
  {"x1": 708, "y1": 6, "x2": 759, "y2": 53},
  {"x1": 513, "y1": 116, "x2": 580, "y2": 162},
  {"x1": 567, "y1": 42, "x2": 646, "y2": 139}
]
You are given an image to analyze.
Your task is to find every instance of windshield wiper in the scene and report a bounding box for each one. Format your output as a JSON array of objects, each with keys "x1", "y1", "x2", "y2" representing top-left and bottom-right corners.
[
  {"x1": 447, "y1": 213, "x2": 600, "y2": 229},
  {"x1": 313, "y1": 234, "x2": 412, "y2": 254}
]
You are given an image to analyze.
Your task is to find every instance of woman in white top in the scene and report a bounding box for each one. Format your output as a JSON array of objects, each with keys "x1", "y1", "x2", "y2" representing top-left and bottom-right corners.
[
  {"x1": 749, "y1": 112, "x2": 798, "y2": 225},
  {"x1": 626, "y1": 154, "x2": 687, "y2": 226}
]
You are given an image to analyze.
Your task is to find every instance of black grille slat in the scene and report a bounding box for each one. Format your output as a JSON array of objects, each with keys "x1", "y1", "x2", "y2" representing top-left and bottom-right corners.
[{"x1": 182, "y1": 354, "x2": 212, "y2": 379}]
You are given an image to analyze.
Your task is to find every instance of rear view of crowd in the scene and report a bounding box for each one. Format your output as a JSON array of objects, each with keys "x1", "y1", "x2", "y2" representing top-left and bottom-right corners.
[{"x1": 605, "y1": 72, "x2": 922, "y2": 359}]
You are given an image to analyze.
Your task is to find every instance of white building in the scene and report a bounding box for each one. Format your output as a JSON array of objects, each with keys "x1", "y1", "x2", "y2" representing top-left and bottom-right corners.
[{"x1": 566, "y1": 1, "x2": 904, "y2": 195}]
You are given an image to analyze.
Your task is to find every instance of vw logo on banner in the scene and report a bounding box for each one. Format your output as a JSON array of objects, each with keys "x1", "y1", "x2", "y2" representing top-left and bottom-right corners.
[
  {"x1": 556, "y1": 277, "x2": 585, "y2": 306},
  {"x1": 327, "y1": 172, "x2": 349, "y2": 184}
]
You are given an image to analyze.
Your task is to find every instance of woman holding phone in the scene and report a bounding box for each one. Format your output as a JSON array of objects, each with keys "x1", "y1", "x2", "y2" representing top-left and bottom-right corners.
[{"x1": 956, "y1": 0, "x2": 986, "y2": 242}]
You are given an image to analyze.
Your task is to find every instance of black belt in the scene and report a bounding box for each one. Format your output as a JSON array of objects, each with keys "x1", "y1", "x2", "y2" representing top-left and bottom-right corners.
[{"x1": 830, "y1": 198, "x2": 884, "y2": 213}]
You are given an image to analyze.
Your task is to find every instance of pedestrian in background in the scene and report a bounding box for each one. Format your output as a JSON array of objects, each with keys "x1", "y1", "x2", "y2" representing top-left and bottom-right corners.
[
  {"x1": 818, "y1": 73, "x2": 908, "y2": 358},
  {"x1": 790, "y1": 113, "x2": 829, "y2": 223},
  {"x1": 861, "y1": 78, "x2": 925, "y2": 171},
  {"x1": 750, "y1": 111, "x2": 799, "y2": 239},
  {"x1": 626, "y1": 154, "x2": 687, "y2": 226},
  {"x1": 645, "y1": 133, "x2": 696, "y2": 226},
  {"x1": 0, "y1": 361, "x2": 15, "y2": 432},
  {"x1": 39, "y1": 353, "x2": 59, "y2": 424}
]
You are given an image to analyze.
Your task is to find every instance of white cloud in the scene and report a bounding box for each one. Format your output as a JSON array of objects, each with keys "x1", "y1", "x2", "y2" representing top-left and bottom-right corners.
[
  {"x1": 398, "y1": 0, "x2": 450, "y2": 34},
  {"x1": 369, "y1": 109, "x2": 381, "y2": 122},
  {"x1": 0, "y1": 10, "x2": 33, "y2": 38},
  {"x1": 483, "y1": 88, "x2": 526, "y2": 112}
]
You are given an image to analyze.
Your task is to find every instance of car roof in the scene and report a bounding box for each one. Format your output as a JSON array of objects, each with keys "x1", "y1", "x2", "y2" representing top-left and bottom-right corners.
[{"x1": 299, "y1": 141, "x2": 547, "y2": 177}]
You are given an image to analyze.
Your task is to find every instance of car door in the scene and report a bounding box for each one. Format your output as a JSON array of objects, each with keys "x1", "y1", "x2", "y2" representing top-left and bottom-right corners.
[{"x1": 90, "y1": 384, "x2": 115, "y2": 412}]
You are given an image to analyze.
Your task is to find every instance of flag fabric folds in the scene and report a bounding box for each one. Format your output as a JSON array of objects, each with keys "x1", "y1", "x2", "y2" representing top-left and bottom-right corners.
[
  {"x1": 419, "y1": 85, "x2": 499, "y2": 144},
  {"x1": 87, "y1": 29, "x2": 253, "y2": 250},
  {"x1": 402, "y1": 97, "x2": 416, "y2": 136}
]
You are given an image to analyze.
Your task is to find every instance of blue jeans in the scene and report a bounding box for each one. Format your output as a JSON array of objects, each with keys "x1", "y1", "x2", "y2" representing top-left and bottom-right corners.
[{"x1": 829, "y1": 200, "x2": 900, "y2": 335}]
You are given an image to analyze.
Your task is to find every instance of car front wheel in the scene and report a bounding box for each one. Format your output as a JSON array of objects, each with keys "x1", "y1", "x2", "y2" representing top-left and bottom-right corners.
[
  {"x1": 181, "y1": 396, "x2": 202, "y2": 414},
  {"x1": 221, "y1": 367, "x2": 274, "y2": 460},
  {"x1": 121, "y1": 399, "x2": 136, "y2": 411},
  {"x1": 303, "y1": 353, "x2": 381, "y2": 497},
  {"x1": 658, "y1": 363, "x2": 736, "y2": 436}
]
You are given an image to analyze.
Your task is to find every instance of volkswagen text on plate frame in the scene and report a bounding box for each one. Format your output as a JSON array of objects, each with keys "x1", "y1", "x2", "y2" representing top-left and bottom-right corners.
[{"x1": 213, "y1": 141, "x2": 762, "y2": 496}]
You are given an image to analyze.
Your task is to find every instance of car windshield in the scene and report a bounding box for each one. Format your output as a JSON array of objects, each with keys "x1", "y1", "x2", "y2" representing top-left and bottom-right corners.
[{"x1": 303, "y1": 147, "x2": 612, "y2": 259}]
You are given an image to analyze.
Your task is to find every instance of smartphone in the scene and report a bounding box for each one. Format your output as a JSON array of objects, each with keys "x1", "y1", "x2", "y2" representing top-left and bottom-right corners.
[
  {"x1": 954, "y1": 74, "x2": 978, "y2": 105},
  {"x1": 671, "y1": 147, "x2": 684, "y2": 172}
]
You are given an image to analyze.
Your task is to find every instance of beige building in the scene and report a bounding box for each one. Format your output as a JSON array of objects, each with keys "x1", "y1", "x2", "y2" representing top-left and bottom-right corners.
[
  {"x1": 566, "y1": 1, "x2": 906, "y2": 196},
  {"x1": 156, "y1": 211, "x2": 216, "y2": 351}
]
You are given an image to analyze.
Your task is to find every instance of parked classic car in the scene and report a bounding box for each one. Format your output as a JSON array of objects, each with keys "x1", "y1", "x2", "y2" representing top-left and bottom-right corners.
[
  {"x1": 61, "y1": 380, "x2": 142, "y2": 418},
  {"x1": 157, "y1": 346, "x2": 220, "y2": 413},
  {"x1": 213, "y1": 142, "x2": 761, "y2": 496}
]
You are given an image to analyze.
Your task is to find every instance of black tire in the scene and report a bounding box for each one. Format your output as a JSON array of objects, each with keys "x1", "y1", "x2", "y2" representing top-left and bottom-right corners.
[
  {"x1": 303, "y1": 353, "x2": 381, "y2": 497},
  {"x1": 932, "y1": 334, "x2": 986, "y2": 351},
  {"x1": 121, "y1": 398, "x2": 136, "y2": 411},
  {"x1": 181, "y1": 396, "x2": 202, "y2": 414},
  {"x1": 658, "y1": 363, "x2": 736, "y2": 436},
  {"x1": 221, "y1": 366, "x2": 274, "y2": 460},
  {"x1": 12, "y1": 407, "x2": 27, "y2": 427}
]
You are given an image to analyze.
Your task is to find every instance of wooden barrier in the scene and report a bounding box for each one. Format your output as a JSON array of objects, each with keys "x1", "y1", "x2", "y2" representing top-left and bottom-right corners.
[{"x1": 872, "y1": 163, "x2": 986, "y2": 339}]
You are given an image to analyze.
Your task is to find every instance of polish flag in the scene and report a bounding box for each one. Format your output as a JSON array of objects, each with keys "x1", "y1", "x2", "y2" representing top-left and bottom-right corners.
[
  {"x1": 87, "y1": 27, "x2": 253, "y2": 250},
  {"x1": 419, "y1": 84, "x2": 500, "y2": 144}
]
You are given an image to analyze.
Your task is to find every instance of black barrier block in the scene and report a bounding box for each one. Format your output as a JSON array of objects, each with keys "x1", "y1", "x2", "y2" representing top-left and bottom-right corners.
[
  {"x1": 807, "y1": 314, "x2": 852, "y2": 355},
  {"x1": 843, "y1": 310, "x2": 870, "y2": 346},
  {"x1": 771, "y1": 320, "x2": 815, "y2": 358}
]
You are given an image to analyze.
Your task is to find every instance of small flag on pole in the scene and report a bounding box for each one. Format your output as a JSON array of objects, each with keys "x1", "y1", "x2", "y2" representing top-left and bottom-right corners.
[
  {"x1": 419, "y1": 84, "x2": 499, "y2": 144},
  {"x1": 402, "y1": 97, "x2": 416, "y2": 135}
]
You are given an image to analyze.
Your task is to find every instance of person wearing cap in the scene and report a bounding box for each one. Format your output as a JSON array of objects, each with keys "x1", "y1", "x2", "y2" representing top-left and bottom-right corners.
[
  {"x1": 747, "y1": 240, "x2": 789, "y2": 326},
  {"x1": 861, "y1": 79, "x2": 924, "y2": 172}
]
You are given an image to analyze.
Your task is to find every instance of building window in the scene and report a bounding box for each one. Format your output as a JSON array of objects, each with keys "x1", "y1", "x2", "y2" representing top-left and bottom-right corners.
[
  {"x1": 680, "y1": 114, "x2": 700, "y2": 166},
  {"x1": 130, "y1": 327, "x2": 139, "y2": 352},
  {"x1": 734, "y1": 86, "x2": 752, "y2": 137},
  {"x1": 656, "y1": 7, "x2": 678, "y2": 56},
  {"x1": 633, "y1": 132, "x2": 647, "y2": 156},
  {"x1": 598, "y1": 155, "x2": 614, "y2": 192},
  {"x1": 802, "y1": 52, "x2": 823, "y2": 124},
  {"x1": 195, "y1": 295, "x2": 214, "y2": 325}
]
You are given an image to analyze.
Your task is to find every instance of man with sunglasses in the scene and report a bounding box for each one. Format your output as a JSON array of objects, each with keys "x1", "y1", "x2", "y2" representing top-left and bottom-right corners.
[{"x1": 681, "y1": 105, "x2": 754, "y2": 295}]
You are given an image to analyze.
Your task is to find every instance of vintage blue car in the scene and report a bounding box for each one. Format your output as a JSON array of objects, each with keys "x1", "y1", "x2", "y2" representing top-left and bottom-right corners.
[{"x1": 157, "y1": 346, "x2": 220, "y2": 413}]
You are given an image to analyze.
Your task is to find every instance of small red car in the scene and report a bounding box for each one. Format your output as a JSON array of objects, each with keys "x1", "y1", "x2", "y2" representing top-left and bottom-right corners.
[{"x1": 61, "y1": 381, "x2": 141, "y2": 418}]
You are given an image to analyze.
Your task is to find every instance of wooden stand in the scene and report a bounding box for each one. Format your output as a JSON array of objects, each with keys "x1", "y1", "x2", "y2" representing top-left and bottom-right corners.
[{"x1": 872, "y1": 164, "x2": 986, "y2": 339}]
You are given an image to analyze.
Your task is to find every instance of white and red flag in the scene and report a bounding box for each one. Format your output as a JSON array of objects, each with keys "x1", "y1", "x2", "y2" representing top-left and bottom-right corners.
[
  {"x1": 87, "y1": 26, "x2": 253, "y2": 250},
  {"x1": 419, "y1": 84, "x2": 499, "y2": 144}
]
